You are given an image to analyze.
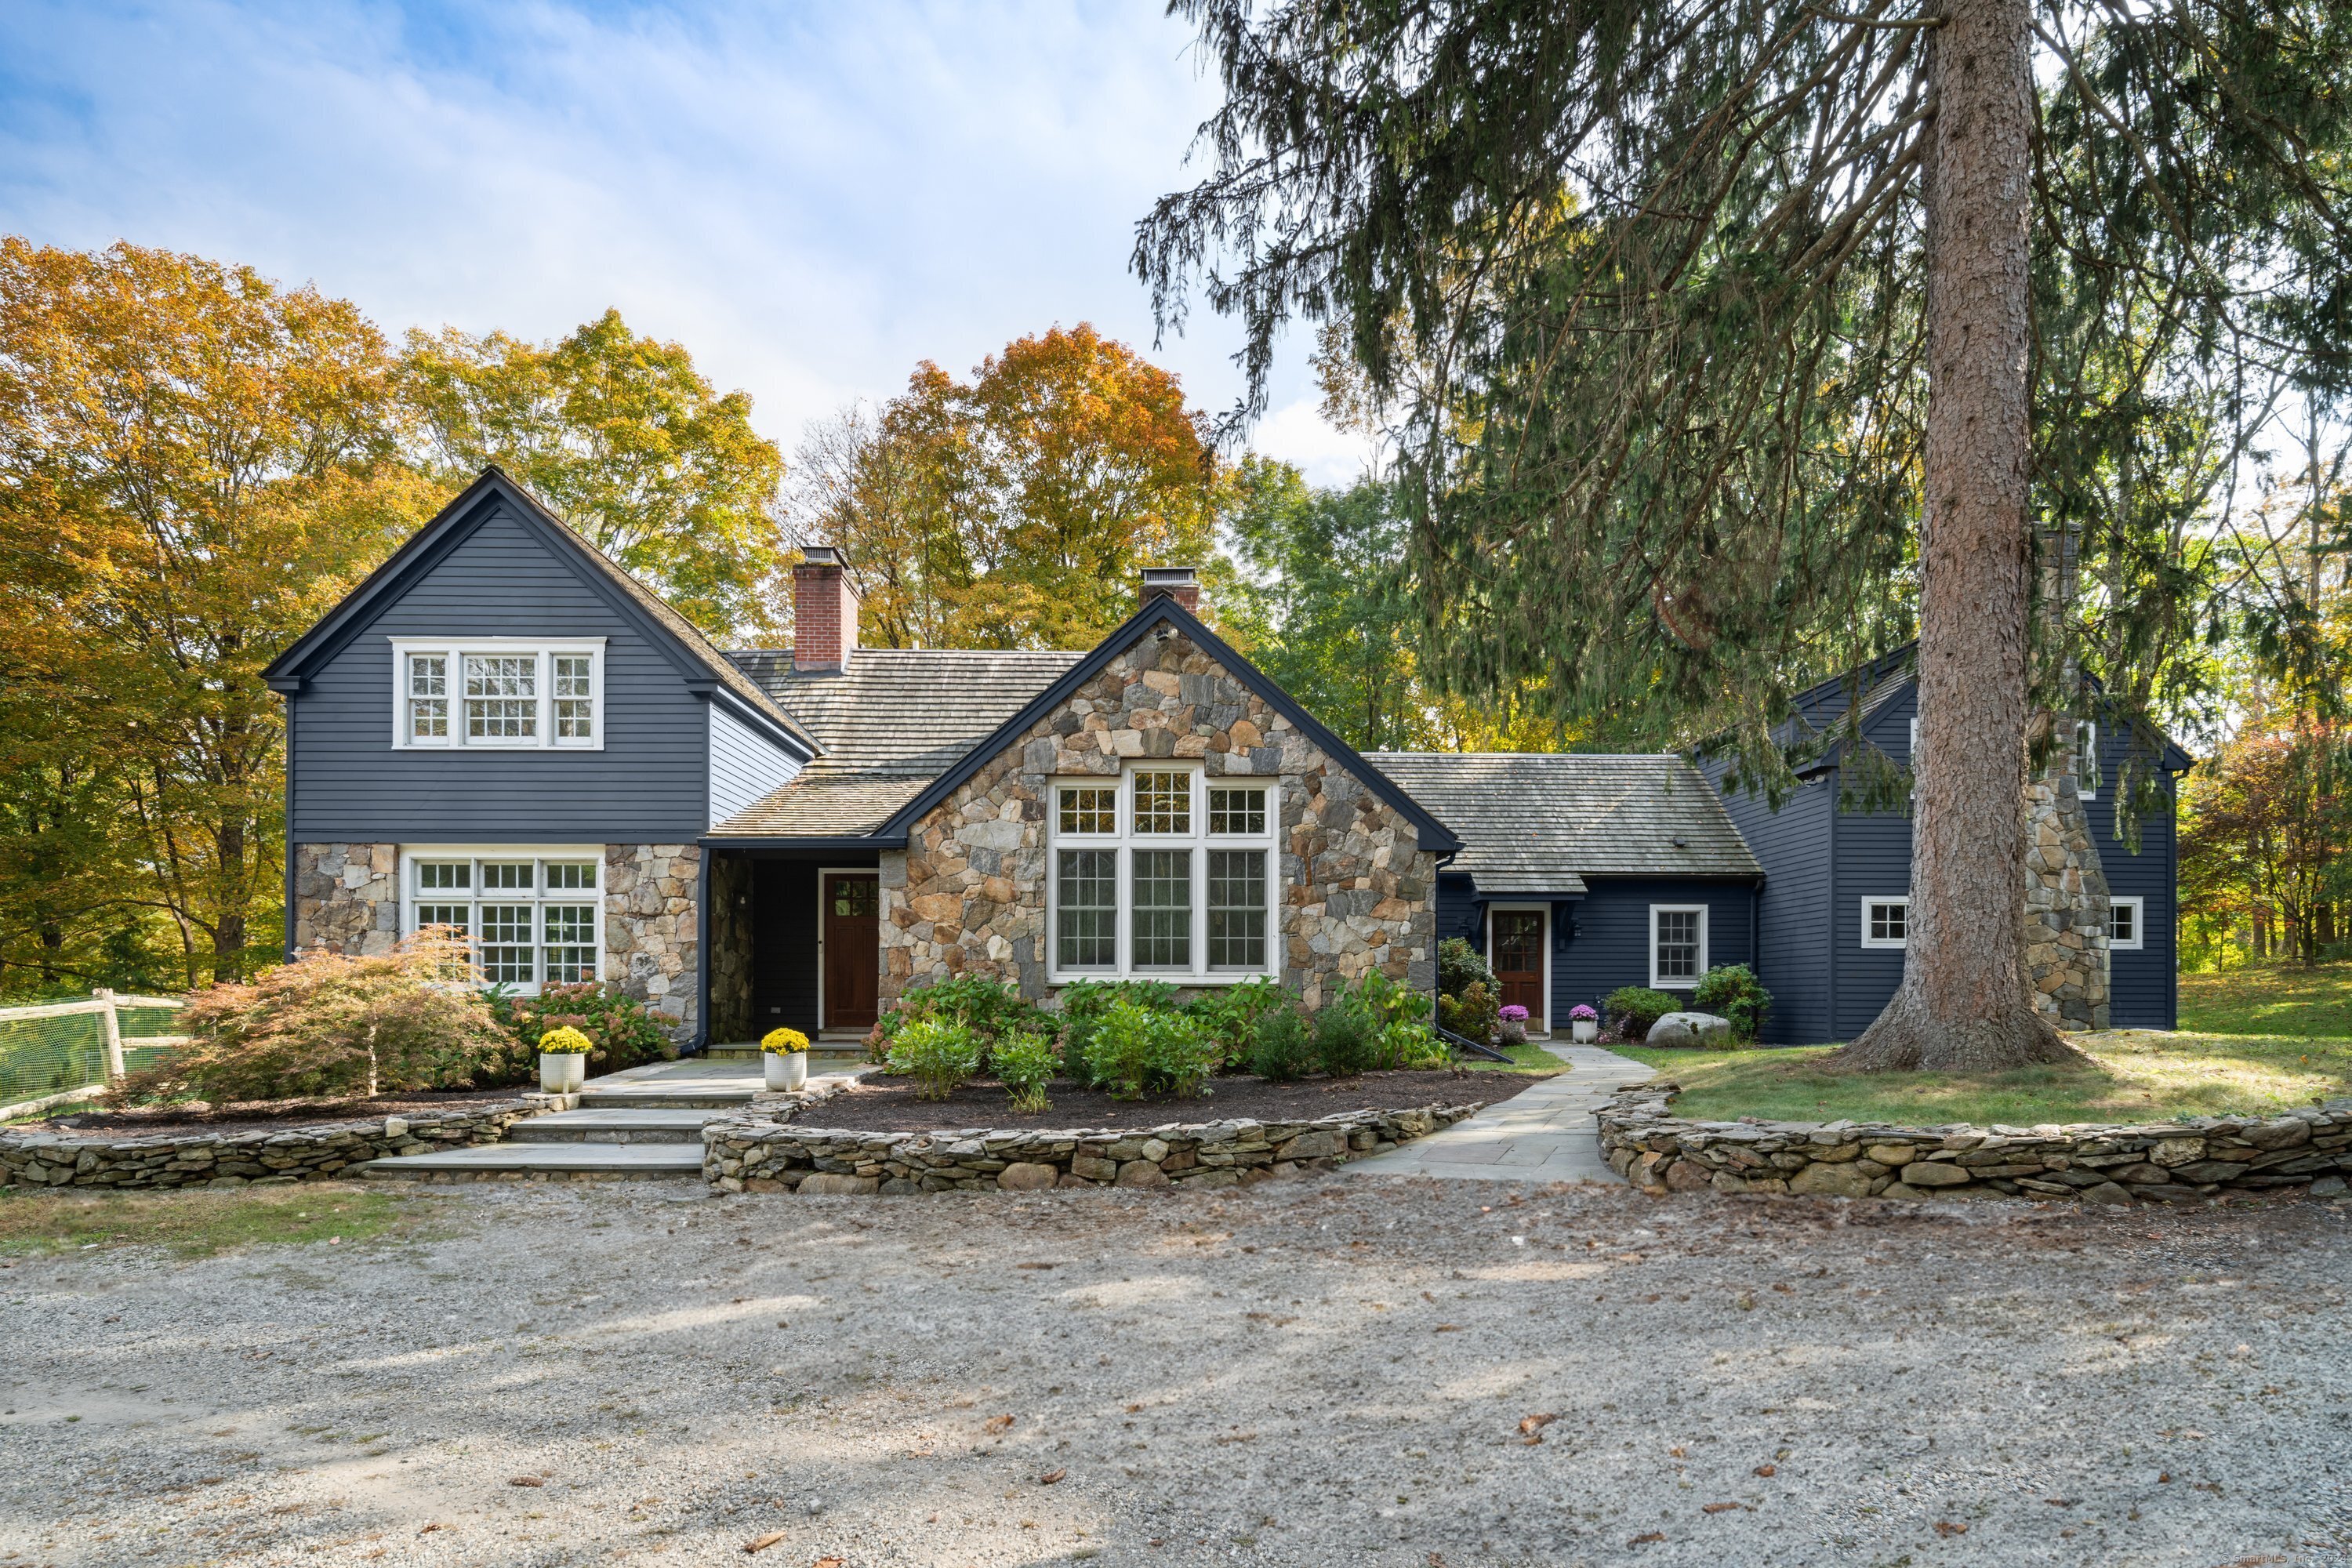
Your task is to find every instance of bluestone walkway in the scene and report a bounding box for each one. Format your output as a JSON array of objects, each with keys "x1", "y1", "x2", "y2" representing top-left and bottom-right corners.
[{"x1": 1342, "y1": 1040, "x2": 1654, "y2": 1183}]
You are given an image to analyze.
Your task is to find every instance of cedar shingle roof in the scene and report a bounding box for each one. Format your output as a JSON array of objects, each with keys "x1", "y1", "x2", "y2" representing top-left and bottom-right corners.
[
  {"x1": 709, "y1": 648, "x2": 1083, "y2": 837},
  {"x1": 1366, "y1": 752, "x2": 1762, "y2": 892}
]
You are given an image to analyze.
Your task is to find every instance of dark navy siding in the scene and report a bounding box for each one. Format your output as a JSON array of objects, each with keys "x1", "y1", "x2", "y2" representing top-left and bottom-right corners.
[
  {"x1": 1707, "y1": 767, "x2": 1838, "y2": 1044},
  {"x1": 1554, "y1": 878, "x2": 1757, "y2": 1020},
  {"x1": 288, "y1": 503, "x2": 713, "y2": 841},
  {"x1": 1434, "y1": 872, "x2": 1483, "y2": 948},
  {"x1": 750, "y1": 851, "x2": 882, "y2": 1033},
  {"x1": 2087, "y1": 731, "x2": 2180, "y2": 1029}
]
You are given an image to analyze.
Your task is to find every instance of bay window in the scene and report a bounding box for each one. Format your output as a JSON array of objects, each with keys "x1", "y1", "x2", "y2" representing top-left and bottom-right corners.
[
  {"x1": 390, "y1": 639, "x2": 604, "y2": 749},
  {"x1": 1047, "y1": 768, "x2": 1279, "y2": 983}
]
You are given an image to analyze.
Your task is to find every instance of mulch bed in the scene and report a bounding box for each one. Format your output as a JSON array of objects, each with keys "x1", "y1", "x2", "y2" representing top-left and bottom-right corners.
[
  {"x1": 24, "y1": 1087, "x2": 529, "y2": 1139},
  {"x1": 791, "y1": 1069, "x2": 1534, "y2": 1134}
]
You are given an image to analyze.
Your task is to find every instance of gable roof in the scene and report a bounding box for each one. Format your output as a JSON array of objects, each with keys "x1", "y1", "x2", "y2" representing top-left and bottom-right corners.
[
  {"x1": 706, "y1": 648, "x2": 1084, "y2": 839},
  {"x1": 262, "y1": 467, "x2": 816, "y2": 756},
  {"x1": 1366, "y1": 753, "x2": 1762, "y2": 892}
]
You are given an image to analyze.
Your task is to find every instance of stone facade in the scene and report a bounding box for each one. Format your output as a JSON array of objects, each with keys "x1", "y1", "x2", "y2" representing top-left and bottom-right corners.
[
  {"x1": 1598, "y1": 1085, "x2": 2352, "y2": 1204},
  {"x1": 702, "y1": 1098, "x2": 1485, "y2": 1194},
  {"x1": 1, "y1": 1101, "x2": 539, "y2": 1189},
  {"x1": 292, "y1": 842, "x2": 402, "y2": 956},
  {"x1": 706, "y1": 851, "x2": 754, "y2": 1042},
  {"x1": 2021, "y1": 748, "x2": 2111, "y2": 1029},
  {"x1": 880, "y1": 630, "x2": 1439, "y2": 1011},
  {"x1": 604, "y1": 844, "x2": 701, "y2": 1039}
]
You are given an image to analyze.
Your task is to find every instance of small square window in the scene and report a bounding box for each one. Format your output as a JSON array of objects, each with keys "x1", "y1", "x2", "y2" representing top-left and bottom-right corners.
[
  {"x1": 1861, "y1": 898, "x2": 1909, "y2": 949},
  {"x1": 2108, "y1": 896, "x2": 2143, "y2": 950},
  {"x1": 1132, "y1": 771, "x2": 1191, "y2": 834},
  {"x1": 1058, "y1": 786, "x2": 1117, "y2": 835},
  {"x1": 1209, "y1": 786, "x2": 1267, "y2": 836}
]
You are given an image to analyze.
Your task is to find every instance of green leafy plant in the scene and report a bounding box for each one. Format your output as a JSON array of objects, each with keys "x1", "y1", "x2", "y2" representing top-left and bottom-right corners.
[
  {"x1": 885, "y1": 1017, "x2": 983, "y2": 1102},
  {"x1": 1603, "y1": 986, "x2": 1682, "y2": 1042},
  {"x1": 536, "y1": 1025, "x2": 593, "y2": 1054},
  {"x1": 1437, "y1": 978, "x2": 1498, "y2": 1044},
  {"x1": 1312, "y1": 1000, "x2": 1377, "y2": 1079},
  {"x1": 1055, "y1": 978, "x2": 1182, "y2": 1087},
  {"x1": 490, "y1": 982, "x2": 680, "y2": 1081},
  {"x1": 114, "y1": 930, "x2": 511, "y2": 1103},
  {"x1": 1185, "y1": 978, "x2": 1287, "y2": 1069},
  {"x1": 1692, "y1": 964, "x2": 1773, "y2": 1044},
  {"x1": 1438, "y1": 936, "x2": 1496, "y2": 998},
  {"x1": 1372, "y1": 1019, "x2": 1449, "y2": 1070},
  {"x1": 873, "y1": 975, "x2": 1049, "y2": 1064},
  {"x1": 992, "y1": 1029, "x2": 1058, "y2": 1114},
  {"x1": 1248, "y1": 1004, "x2": 1312, "y2": 1082}
]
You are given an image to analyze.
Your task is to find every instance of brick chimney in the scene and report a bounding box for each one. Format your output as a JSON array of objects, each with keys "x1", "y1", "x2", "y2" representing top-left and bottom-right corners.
[
  {"x1": 1138, "y1": 565, "x2": 1201, "y2": 616},
  {"x1": 793, "y1": 546, "x2": 860, "y2": 673}
]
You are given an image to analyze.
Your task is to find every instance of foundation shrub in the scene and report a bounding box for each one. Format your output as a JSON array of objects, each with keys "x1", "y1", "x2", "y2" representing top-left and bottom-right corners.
[
  {"x1": 870, "y1": 976, "x2": 1049, "y2": 1063},
  {"x1": 1081, "y1": 999, "x2": 1217, "y2": 1099},
  {"x1": 885, "y1": 1017, "x2": 984, "y2": 1101},
  {"x1": 990, "y1": 1028, "x2": 1058, "y2": 1113},
  {"x1": 1248, "y1": 1004, "x2": 1313, "y2": 1081},
  {"x1": 1055, "y1": 979, "x2": 1180, "y2": 1083},
  {"x1": 1691, "y1": 964, "x2": 1772, "y2": 1044},
  {"x1": 1437, "y1": 938, "x2": 1500, "y2": 1042},
  {"x1": 1185, "y1": 978, "x2": 1287, "y2": 1069},
  {"x1": 1312, "y1": 1000, "x2": 1378, "y2": 1078},
  {"x1": 490, "y1": 983, "x2": 680, "y2": 1082},
  {"x1": 1603, "y1": 986, "x2": 1682, "y2": 1041}
]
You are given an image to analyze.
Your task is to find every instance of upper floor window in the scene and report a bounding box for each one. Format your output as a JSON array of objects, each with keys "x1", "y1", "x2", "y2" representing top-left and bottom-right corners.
[
  {"x1": 391, "y1": 640, "x2": 604, "y2": 750},
  {"x1": 1047, "y1": 768, "x2": 1279, "y2": 984}
]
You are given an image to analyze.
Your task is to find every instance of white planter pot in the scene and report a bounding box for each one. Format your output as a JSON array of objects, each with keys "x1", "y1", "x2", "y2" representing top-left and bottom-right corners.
[
  {"x1": 539, "y1": 1051, "x2": 586, "y2": 1094},
  {"x1": 1571, "y1": 1020, "x2": 1598, "y2": 1044},
  {"x1": 765, "y1": 1051, "x2": 808, "y2": 1093}
]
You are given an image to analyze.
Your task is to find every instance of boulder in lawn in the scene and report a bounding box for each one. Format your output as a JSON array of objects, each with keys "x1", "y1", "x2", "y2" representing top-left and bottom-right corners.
[{"x1": 1645, "y1": 1011, "x2": 1733, "y2": 1046}]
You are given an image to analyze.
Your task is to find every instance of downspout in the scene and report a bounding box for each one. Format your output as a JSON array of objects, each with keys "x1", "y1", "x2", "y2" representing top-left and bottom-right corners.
[
  {"x1": 1826, "y1": 774, "x2": 1842, "y2": 1043},
  {"x1": 282, "y1": 691, "x2": 298, "y2": 961}
]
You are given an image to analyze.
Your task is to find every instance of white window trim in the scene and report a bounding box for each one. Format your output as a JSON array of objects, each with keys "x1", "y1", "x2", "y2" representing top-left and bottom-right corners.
[
  {"x1": 1044, "y1": 767, "x2": 1282, "y2": 985},
  {"x1": 389, "y1": 637, "x2": 607, "y2": 751},
  {"x1": 398, "y1": 844, "x2": 604, "y2": 995},
  {"x1": 2109, "y1": 895, "x2": 2144, "y2": 950},
  {"x1": 1484, "y1": 903, "x2": 1552, "y2": 1035},
  {"x1": 1649, "y1": 903, "x2": 1708, "y2": 990},
  {"x1": 1860, "y1": 895, "x2": 1911, "y2": 949}
]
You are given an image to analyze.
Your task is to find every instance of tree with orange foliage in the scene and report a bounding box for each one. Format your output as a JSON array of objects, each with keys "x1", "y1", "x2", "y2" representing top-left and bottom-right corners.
[{"x1": 785, "y1": 325, "x2": 1219, "y2": 651}]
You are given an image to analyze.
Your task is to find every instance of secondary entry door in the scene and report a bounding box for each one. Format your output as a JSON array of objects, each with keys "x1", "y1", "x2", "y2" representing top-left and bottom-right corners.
[
  {"x1": 822, "y1": 873, "x2": 880, "y2": 1032},
  {"x1": 1490, "y1": 909, "x2": 1547, "y2": 1029}
]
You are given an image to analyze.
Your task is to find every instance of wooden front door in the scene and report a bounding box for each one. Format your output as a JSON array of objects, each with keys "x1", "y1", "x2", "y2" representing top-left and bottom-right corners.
[
  {"x1": 1490, "y1": 909, "x2": 1546, "y2": 1028},
  {"x1": 822, "y1": 873, "x2": 880, "y2": 1032}
]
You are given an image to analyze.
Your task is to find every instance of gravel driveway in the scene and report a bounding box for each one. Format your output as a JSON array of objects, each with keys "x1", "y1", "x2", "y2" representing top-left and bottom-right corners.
[{"x1": 3, "y1": 1175, "x2": 2347, "y2": 1567}]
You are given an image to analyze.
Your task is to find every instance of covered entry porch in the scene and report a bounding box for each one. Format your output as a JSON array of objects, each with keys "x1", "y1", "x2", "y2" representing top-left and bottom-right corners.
[{"x1": 706, "y1": 847, "x2": 884, "y2": 1047}]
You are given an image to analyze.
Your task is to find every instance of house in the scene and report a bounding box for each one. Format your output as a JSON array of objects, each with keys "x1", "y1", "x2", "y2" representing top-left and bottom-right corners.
[
  {"x1": 1697, "y1": 655, "x2": 2194, "y2": 1043},
  {"x1": 263, "y1": 470, "x2": 2188, "y2": 1050}
]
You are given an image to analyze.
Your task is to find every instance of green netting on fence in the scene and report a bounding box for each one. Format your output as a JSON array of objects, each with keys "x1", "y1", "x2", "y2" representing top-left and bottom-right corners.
[{"x1": 0, "y1": 1009, "x2": 110, "y2": 1106}]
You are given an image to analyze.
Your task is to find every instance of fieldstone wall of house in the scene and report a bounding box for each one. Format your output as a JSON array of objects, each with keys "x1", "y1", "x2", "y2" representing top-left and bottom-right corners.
[
  {"x1": 0, "y1": 1102, "x2": 539, "y2": 1189},
  {"x1": 880, "y1": 630, "x2": 1439, "y2": 1011},
  {"x1": 2021, "y1": 752, "x2": 2111, "y2": 1029},
  {"x1": 1597, "y1": 1085, "x2": 2352, "y2": 1204},
  {"x1": 702, "y1": 1100, "x2": 1485, "y2": 1194},
  {"x1": 292, "y1": 843, "x2": 401, "y2": 956},
  {"x1": 605, "y1": 844, "x2": 701, "y2": 1040},
  {"x1": 707, "y1": 852, "x2": 754, "y2": 1042}
]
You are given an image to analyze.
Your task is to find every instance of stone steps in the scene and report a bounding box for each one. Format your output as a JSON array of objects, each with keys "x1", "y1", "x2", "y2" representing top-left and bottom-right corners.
[
  {"x1": 576, "y1": 1087, "x2": 757, "y2": 1110},
  {"x1": 506, "y1": 1109, "x2": 719, "y2": 1145},
  {"x1": 358, "y1": 1142, "x2": 704, "y2": 1180}
]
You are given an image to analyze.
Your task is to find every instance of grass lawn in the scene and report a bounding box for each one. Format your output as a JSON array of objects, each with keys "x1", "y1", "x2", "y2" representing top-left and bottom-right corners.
[
  {"x1": 1457, "y1": 1042, "x2": 1566, "y2": 1075},
  {"x1": 2180, "y1": 961, "x2": 2352, "y2": 1036},
  {"x1": 1618, "y1": 1029, "x2": 2352, "y2": 1127},
  {"x1": 0, "y1": 1181, "x2": 445, "y2": 1258}
]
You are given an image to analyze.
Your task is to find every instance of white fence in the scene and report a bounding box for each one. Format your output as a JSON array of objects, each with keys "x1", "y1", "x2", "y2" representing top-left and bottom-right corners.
[{"x1": 0, "y1": 990, "x2": 188, "y2": 1120}]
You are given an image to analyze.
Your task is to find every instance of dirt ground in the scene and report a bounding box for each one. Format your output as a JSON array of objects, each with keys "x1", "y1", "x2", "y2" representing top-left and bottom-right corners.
[
  {"x1": 2, "y1": 1173, "x2": 2347, "y2": 1568},
  {"x1": 790, "y1": 1069, "x2": 1532, "y2": 1133}
]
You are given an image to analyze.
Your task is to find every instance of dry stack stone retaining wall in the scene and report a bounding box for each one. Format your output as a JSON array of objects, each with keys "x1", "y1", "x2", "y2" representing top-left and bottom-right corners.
[
  {"x1": 703, "y1": 1100, "x2": 1484, "y2": 1195},
  {"x1": 1599, "y1": 1085, "x2": 2352, "y2": 1204},
  {"x1": 0, "y1": 1101, "x2": 539, "y2": 1190},
  {"x1": 880, "y1": 628, "x2": 1439, "y2": 1012}
]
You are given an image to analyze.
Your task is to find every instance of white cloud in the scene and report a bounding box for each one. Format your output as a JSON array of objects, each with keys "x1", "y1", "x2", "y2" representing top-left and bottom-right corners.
[
  {"x1": 0, "y1": 0, "x2": 1323, "y2": 459},
  {"x1": 1252, "y1": 395, "x2": 1379, "y2": 489}
]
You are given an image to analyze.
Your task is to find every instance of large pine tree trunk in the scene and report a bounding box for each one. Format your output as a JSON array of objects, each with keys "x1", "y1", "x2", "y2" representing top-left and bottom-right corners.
[{"x1": 1828, "y1": 0, "x2": 2082, "y2": 1073}]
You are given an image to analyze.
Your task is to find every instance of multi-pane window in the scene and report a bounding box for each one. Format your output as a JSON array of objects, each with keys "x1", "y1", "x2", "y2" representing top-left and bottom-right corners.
[
  {"x1": 1860, "y1": 897, "x2": 1910, "y2": 949},
  {"x1": 1047, "y1": 771, "x2": 1277, "y2": 982},
  {"x1": 405, "y1": 851, "x2": 601, "y2": 992},
  {"x1": 391, "y1": 643, "x2": 602, "y2": 749},
  {"x1": 2107, "y1": 895, "x2": 2143, "y2": 950},
  {"x1": 1650, "y1": 905, "x2": 1706, "y2": 989}
]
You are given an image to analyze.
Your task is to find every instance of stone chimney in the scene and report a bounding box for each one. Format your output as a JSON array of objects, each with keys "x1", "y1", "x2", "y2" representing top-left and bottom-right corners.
[
  {"x1": 1139, "y1": 565, "x2": 1201, "y2": 616},
  {"x1": 793, "y1": 546, "x2": 859, "y2": 673}
]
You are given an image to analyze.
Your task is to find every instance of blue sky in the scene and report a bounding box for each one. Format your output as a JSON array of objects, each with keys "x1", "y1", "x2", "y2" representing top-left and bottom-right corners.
[{"x1": 0, "y1": 0, "x2": 1373, "y2": 483}]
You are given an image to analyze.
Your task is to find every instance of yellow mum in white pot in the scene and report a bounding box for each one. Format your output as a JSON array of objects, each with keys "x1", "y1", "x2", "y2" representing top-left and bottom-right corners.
[
  {"x1": 536, "y1": 1025, "x2": 593, "y2": 1094},
  {"x1": 760, "y1": 1026, "x2": 811, "y2": 1093}
]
